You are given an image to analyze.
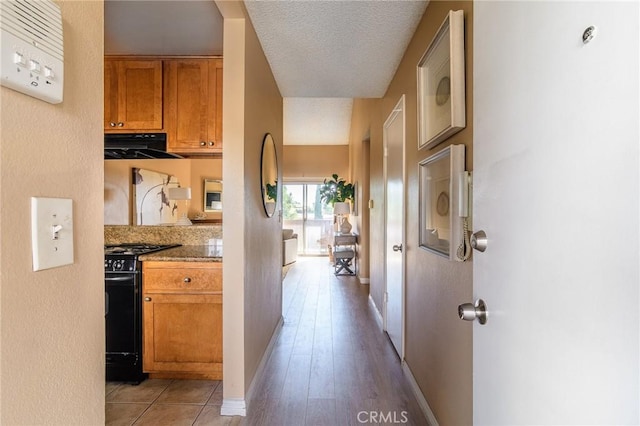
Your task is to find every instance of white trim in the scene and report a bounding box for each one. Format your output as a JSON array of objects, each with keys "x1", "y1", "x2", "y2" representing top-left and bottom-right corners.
[
  {"x1": 245, "y1": 316, "x2": 284, "y2": 404},
  {"x1": 359, "y1": 277, "x2": 370, "y2": 285},
  {"x1": 368, "y1": 294, "x2": 383, "y2": 330},
  {"x1": 402, "y1": 361, "x2": 439, "y2": 426},
  {"x1": 221, "y1": 316, "x2": 284, "y2": 417},
  {"x1": 220, "y1": 398, "x2": 246, "y2": 416}
]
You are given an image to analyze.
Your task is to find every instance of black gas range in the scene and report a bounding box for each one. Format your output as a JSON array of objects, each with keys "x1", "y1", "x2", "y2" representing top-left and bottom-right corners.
[{"x1": 105, "y1": 243, "x2": 179, "y2": 383}]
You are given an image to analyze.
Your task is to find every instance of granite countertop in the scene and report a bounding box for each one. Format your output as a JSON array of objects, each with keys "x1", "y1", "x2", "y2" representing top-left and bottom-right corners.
[{"x1": 138, "y1": 245, "x2": 222, "y2": 262}]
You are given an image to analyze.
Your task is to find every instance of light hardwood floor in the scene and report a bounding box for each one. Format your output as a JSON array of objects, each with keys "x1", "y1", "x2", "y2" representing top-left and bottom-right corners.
[{"x1": 106, "y1": 257, "x2": 427, "y2": 425}]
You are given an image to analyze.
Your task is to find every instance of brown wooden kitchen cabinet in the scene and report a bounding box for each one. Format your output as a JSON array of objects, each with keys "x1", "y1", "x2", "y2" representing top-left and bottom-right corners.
[
  {"x1": 142, "y1": 261, "x2": 222, "y2": 380},
  {"x1": 164, "y1": 58, "x2": 223, "y2": 155},
  {"x1": 104, "y1": 59, "x2": 164, "y2": 131}
]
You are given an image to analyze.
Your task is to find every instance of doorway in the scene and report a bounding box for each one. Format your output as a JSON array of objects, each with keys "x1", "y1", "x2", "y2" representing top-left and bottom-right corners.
[{"x1": 282, "y1": 183, "x2": 333, "y2": 255}]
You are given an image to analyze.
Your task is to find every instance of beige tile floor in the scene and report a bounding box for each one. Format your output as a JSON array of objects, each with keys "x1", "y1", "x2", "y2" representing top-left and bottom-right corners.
[{"x1": 105, "y1": 379, "x2": 235, "y2": 425}]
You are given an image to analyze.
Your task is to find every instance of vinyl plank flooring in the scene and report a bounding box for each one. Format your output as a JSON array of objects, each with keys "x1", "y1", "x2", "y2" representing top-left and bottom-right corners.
[
  {"x1": 308, "y1": 349, "x2": 335, "y2": 399},
  {"x1": 305, "y1": 398, "x2": 337, "y2": 426},
  {"x1": 279, "y1": 354, "x2": 312, "y2": 401}
]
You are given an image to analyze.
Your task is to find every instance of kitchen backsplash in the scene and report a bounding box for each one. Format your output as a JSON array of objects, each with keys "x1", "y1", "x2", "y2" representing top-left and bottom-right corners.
[{"x1": 105, "y1": 225, "x2": 222, "y2": 246}]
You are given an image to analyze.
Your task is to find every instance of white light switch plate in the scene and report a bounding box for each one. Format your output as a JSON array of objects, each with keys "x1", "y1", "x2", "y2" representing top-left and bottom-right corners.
[{"x1": 31, "y1": 197, "x2": 74, "y2": 271}]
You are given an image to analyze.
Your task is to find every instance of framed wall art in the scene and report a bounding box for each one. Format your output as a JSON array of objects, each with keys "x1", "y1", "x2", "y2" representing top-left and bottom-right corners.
[
  {"x1": 132, "y1": 168, "x2": 179, "y2": 225},
  {"x1": 419, "y1": 144, "x2": 465, "y2": 260},
  {"x1": 417, "y1": 10, "x2": 466, "y2": 150}
]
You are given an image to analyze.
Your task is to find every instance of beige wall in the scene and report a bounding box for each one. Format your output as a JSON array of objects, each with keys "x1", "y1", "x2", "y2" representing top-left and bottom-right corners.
[
  {"x1": 349, "y1": 100, "x2": 380, "y2": 282},
  {"x1": 221, "y1": 16, "x2": 247, "y2": 406},
  {"x1": 104, "y1": 158, "x2": 222, "y2": 224},
  {"x1": 241, "y1": 8, "x2": 283, "y2": 393},
  {"x1": 282, "y1": 145, "x2": 349, "y2": 180},
  {"x1": 220, "y1": 2, "x2": 283, "y2": 411},
  {"x1": 0, "y1": 1, "x2": 105, "y2": 424},
  {"x1": 351, "y1": 1, "x2": 474, "y2": 424}
]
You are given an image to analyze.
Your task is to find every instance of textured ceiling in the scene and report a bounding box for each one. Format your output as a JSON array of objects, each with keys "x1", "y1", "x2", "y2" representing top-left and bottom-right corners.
[
  {"x1": 244, "y1": 0, "x2": 428, "y2": 98},
  {"x1": 245, "y1": 0, "x2": 428, "y2": 145},
  {"x1": 284, "y1": 98, "x2": 354, "y2": 145},
  {"x1": 104, "y1": 1, "x2": 429, "y2": 146}
]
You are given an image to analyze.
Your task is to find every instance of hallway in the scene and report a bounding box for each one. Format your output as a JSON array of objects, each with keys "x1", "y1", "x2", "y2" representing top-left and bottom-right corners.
[
  {"x1": 244, "y1": 257, "x2": 426, "y2": 425},
  {"x1": 106, "y1": 257, "x2": 427, "y2": 425}
]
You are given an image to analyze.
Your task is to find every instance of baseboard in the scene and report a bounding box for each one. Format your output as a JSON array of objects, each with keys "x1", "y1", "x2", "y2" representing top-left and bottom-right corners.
[
  {"x1": 220, "y1": 398, "x2": 246, "y2": 416},
  {"x1": 359, "y1": 276, "x2": 370, "y2": 285},
  {"x1": 368, "y1": 294, "x2": 383, "y2": 329},
  {"x1": 402, "y1": 361, "x2": 439, "y2": 426},
  {"x1": 221, "y1": 316, "x2": 284, "y2": 417}
]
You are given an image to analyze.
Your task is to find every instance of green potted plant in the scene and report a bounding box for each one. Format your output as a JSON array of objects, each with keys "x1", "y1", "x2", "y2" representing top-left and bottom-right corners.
[
  {"x1": 265, "y1": 182, "x2": 277, "y2": 201},
  {"x1": 319, "y1": 174, "x2": 354, "y2": 205},
  {"x1": 320, "y1": 174, "x2": 355, "y2": 234}
]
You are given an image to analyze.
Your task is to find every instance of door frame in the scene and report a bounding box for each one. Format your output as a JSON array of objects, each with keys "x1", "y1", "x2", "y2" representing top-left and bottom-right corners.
[{"x1": 383, "y1": 94, "x2": 407, "y2": 359}]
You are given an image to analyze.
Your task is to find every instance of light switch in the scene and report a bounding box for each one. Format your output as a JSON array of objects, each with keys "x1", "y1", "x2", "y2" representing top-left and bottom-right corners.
[
  {"x1": 31, "y1": 197, "x2": 74, "y2": 271},
  {"x1": 13, "y1": 52, "x2": 26, "y2": 66},
  {"x1": 29, "y1": 60, "x2": 41, "y2": 73}
]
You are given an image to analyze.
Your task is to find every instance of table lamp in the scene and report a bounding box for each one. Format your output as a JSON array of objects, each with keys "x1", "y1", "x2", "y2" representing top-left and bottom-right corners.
[
  {"x1": 168, "y1": 187, "x2": 192, "y2": 226},
  {"x1": 333, "y1": 202, "x2": 352, "y2": 234}
]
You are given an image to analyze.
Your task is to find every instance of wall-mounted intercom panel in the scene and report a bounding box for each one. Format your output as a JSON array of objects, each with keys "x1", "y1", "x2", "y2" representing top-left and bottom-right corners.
[{"x1": 0, "y1": 0, "x2": 64, "y2": 104}]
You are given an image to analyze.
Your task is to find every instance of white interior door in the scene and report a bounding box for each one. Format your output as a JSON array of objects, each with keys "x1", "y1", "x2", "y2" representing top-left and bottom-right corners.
[
  {"x1": 473, "y1": 2, "x2": 639, "y2": 424},
  {"x1": 384, "y1": 95, "x2": 405, "y2": 358}
]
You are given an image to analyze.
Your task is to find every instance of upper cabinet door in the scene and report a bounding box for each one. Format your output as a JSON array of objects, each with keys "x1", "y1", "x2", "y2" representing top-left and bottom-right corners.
[
  {"x1": 208, "y1": 59, "x2": 223, "y2": 151},
  {"x1": 166, "y1": 58, "x2": 223, "y2": 154},
  {"x1": 104, "y1": 60, "x2": 163, "y2": 131}
]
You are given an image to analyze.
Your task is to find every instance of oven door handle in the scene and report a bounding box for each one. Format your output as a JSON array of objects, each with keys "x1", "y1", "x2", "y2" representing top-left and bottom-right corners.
[{"x1": 105, "y1": 276, "x2": 134, "y2": 282}]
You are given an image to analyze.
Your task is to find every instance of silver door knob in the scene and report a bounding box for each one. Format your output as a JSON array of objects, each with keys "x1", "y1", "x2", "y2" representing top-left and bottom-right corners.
[
  {"x1": 392, "y1": 244, "x2": 402, "y2": 252},
  {"x1": 183, "y1": 277, "x2": 191, "y2": 283},
  {"x1": 458, "y1": 299, "x2": 488, "y2": 325},
  {"x1": 208, "y1": 141, "x2": 215, "y2": 146},
  {"x1": 200, "y1": 141, "x2": 206, "y2": 146},
  {"x1": 471, "y1": 230, "x2": 488, "y2": 252},
  {"x1": 109, "y1": 122, "x2": 116, "y2": 127},
  {"x1": 117, "y1": 122, "x2": 124, "y2": 127},
  {"x1": 144, "y1": 297, "x2": 152, "y2": 302}
]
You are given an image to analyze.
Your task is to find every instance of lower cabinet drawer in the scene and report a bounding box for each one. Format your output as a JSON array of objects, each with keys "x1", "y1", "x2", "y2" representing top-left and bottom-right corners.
[{"x1": 143, "y1": 261, "x2": 222, "y2": 293}]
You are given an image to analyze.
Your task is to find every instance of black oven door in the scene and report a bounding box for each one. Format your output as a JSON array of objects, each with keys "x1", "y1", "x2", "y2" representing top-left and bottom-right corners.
[{"x1": 105, "y1": 272, "x2": 140, "y2": 363}]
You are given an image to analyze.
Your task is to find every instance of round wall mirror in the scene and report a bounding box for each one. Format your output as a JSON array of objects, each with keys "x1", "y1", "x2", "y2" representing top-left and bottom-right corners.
[{"x1": 260, "y1": 133, "x2": 278, "y2": 217}]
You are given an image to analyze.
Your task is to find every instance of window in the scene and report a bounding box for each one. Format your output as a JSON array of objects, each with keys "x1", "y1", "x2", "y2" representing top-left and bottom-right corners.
[{"x1": 283, "y1": 183, "x2": 334, "y2": 255}]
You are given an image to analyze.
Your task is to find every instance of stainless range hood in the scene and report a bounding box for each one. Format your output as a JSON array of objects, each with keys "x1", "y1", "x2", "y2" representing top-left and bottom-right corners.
[{"x1": 104, "y1": 133, "x2": 183, "y2": 159}]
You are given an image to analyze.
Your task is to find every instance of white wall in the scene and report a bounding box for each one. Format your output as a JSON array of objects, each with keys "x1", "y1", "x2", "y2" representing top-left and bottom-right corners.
[{"x1": 0, "y1": 1, "x2": 105, "y2": 423}]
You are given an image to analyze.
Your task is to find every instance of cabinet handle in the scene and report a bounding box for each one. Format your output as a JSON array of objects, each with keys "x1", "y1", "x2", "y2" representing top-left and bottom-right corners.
[
  {"x1": 183, "y1": 277, "x2": 191, "y2": 283},
  {"x1": 208, "y1": 141, "x2": 215, "y2": 146},
  {"x1": 109, "y1": 122, "x2": 116, "y2": 127},
  {"x1": 200, "y1": 141, "x2": 206, "y2": 147},
  {"x1": 144, "y1": 297, "x2": 152, "y2": 302},
  {"x1": 117, "y1": 122, "x2": 124, "y2": 127}
]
